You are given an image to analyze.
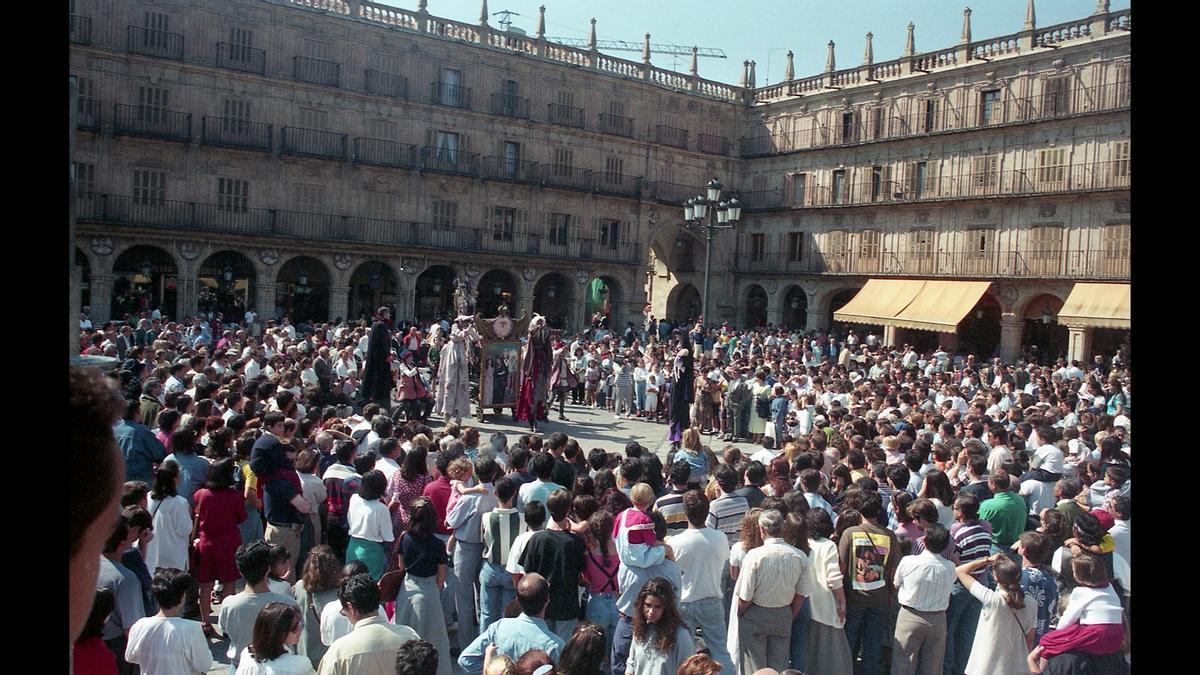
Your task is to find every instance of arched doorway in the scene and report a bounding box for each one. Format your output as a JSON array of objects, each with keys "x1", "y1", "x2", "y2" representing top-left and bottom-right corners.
[
  {"x1": 348, "y1": 261, "x2": 398, "y2": 322},
  {"x1": 1022, "y1": 293, "x2": 1068, "y2": 362},
  {"x1": 782, "y1": 285, "x2": 808, "y2": 330},
  {"x1": 275, "y1": 256, "x2": 330, "y2": 323},
  {"x1": 477, "y1": 269, "x2": 517, "y2": 318},
  {"x1": 745, "y1": 285, "x2": 768, "y2": 328},
  {"x1": 414, "y1": 266, "x2": 456, "y2": 323},
  {"x1": 533, "y1": 273, "x2": 573, "y2": 330},
  {"x1": 585, "y1": 276, "x2": 620, "y2": 329},
  {"x1": 111, "y1": 245, "x2": 178, "y2": 320},
  {"x1": 666, "y1": 283, "x2": 702, "y2": 324},
  {"x1": 198, "y1": 250, "x2": 255, "y2": 321},
  {"x1": 829, "y1": 288, "x2": 874, "y2": 339},
  {"x1": 76, "y1": 247, "x2": 91, "y2": 312},
  {"x1": 958, "y1": 292, "x2": 1003, "y2": 359}
]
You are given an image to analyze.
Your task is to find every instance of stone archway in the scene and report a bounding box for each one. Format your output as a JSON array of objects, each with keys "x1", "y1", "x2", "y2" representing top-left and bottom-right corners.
[
  {"x1": 111, "y1": 244, "x2": 178, "y2": 320},
  {"x1": 348, "y1": 261, "x2": 399, "y2": 323},
  {"x1": 958, "y1": 291, "x2": 1004, "y2": 358},
  {"x1": 413, "y1": 265, "x2": 456, "y2": 323},
  {"x1": 744, "y1": 284, "x2": 768, "y2": 328},
  {"x1": 781, "y1": 285, "x2": 808, "y2": 330},
  {"x1": 532, "y1": 272, "x2": 573, "y2": 330},
  {"x1": 1022, "y1": 293, "x2": 1068, "y2": 362},
  {"x1": 585, "y1": 275, "x2": 622, "y2": 329},
  {"x1": 827, "y1": 288, "x2": 867, "y2": 337},
  {"x1": 666, "y1": 283, "x2": 702, "y2": 325},
  {"x1": 477, "y1": 269, "x2": 518, "y2": 318},
  {"x1": 197, "y1": 250, "x2": 256, "y2": 321},
  {"x1": 275, "y1": 256, "x2": 331, "y2": 323}
]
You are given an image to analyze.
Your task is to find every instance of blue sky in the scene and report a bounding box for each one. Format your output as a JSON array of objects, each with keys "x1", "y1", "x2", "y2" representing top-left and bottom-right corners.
[{"x1": 377, "y1": 1, "x2": 1131, "y2": 86}]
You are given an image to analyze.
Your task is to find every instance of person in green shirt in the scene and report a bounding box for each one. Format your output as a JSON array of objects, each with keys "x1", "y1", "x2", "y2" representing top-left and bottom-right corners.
[
  {"x1": 1053, "y1": 478, "x2": 1088, "y2": 533},
  {"x1": 978, "y1": 469, "x2": 1028, "y2": 552}
]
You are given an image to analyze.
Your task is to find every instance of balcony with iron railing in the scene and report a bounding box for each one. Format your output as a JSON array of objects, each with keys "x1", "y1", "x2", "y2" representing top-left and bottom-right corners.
[
  {"x1": 649, "y1": 181, "x2": 700, "y2": 204},
  {"x1": 490, "y1": 94, "x2": 531, "y2": 120},
  {"x1": 127, "y1": 25, "x2": 184, "y2": 60},
  {"x1": 540, "y1": 164, "x2": 593, "y2": 191},
  {"x1": 352, "y1": 137, "x2": 419, "y2": 168},
  {"x1": 76, "y1": 98, "x2": 102, "y2": 130},
  {"x1": 113, "y1": 104, "x2": 192, "y2": 141},
  {"x1": 741, "y1": 82, "x2": 1129, "y2": 157},
  {"x1": 481, "y1": 156, "x2": 540, "y2": 183},
  {"x1": 280, "y1": 127, "x2": 347, "y2": 159},
  {"x1": 76, "y1": 192, "x2": 644, "y2": 265},
  {"x1": 742, "y1": 162, "x2": 1130, "y2": 212},
  {"x1": 430, "y1": 82, "x2": 471, "y2": 109},
  {"x1": 730, "y1": 248, "x2": 1129, "y2": 281},
  {"x1": 696, "y1": 133, "x2": 730, "y2": 156},
  {"x1": 418, "y1": 146, "x2": 480, "y2": 175},
  {"x1": 547, "y1": 103, "x2": 586, "y2": 129},
  {"x1": 201, "y1": 117, "x2": 273, "y2": 151},
  {"x1": 365, "y1": 70, "x2": 409, "y2": 99},
  {"x1": 594, "y1": 173, "x2": 641, "y2": 198},
  {"x1": 216, "y1": 42, "x2": 267, "y2": 75},
  {"x1": 656, "y1": 125, "x2": 689, "y2": 149},
  {"x1": 293, "y1": 56, "x2": 341, "y2": 86},
  {"x1": 598, "y1": 113, "x2": 636, "y2": 138},
  {"x1": 69, "y1": 14, "x2": 92, "y2": 45}
]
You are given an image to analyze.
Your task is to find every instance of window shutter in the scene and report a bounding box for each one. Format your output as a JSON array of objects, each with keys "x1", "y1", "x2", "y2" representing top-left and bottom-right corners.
[
  {"x1": 903, "y1": 162, "x2": 916, "y2": 198},
  {"x1": 785, "y1": 174, "x2": 795, "y2": 206},
  {"x1": 881, "y1": 166, "x2": 892, "y2": 198},
  {"x1": 925, "y1": 161, "x2": 939, "y2": 196}
]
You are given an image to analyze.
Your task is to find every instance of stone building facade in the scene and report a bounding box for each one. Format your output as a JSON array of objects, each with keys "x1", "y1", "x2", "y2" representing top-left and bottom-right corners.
[{"x1": 70, "y1": 0, "x2": 1129, "y2": 361}]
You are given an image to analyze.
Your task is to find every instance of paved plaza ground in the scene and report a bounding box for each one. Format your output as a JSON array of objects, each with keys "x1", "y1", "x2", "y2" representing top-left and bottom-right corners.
[{"x1": 202, "y1": 399, "x2": 758, "y2": 674}]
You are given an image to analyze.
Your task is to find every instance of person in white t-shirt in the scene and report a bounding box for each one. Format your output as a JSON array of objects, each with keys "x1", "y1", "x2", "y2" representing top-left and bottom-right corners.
[{"x1": 125, "y1": 568, "x2": 214, "y2": 675}]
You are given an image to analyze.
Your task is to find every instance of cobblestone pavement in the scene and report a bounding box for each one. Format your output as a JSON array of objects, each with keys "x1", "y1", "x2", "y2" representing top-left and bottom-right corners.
[{"x1": 203, "y1": 399, "x2": 763, "y2": 673}]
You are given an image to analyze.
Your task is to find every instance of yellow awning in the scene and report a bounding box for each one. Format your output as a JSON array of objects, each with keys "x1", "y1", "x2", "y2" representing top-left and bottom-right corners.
[
  {"x1": 833, "y1": 279, "x2": 925, "y2": 326},
  {"x1": 890, "y1": 281, "x2": 993, "y2": 332},
  {"x1": 833, "y1": 279, "x2": 992, "y2": 332},
  {"x1": 1057, "y1": 283, "x2": 1130, "y2": 329}
]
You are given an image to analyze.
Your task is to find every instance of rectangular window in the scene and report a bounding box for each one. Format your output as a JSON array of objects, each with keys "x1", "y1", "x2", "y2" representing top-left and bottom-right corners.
[
  {"x1": 791, "y1": 173, "x2": 807, "y2": 206},
  {"x1": 608, "y1": 100, "x2": 625, "y2": 117},
  {"x1": 548, "y1": 213, "x2": 571, "y2": 246},
  {"x1": 557, "y1": 91, "x2": 574, "y2": 108},
  {"x1": 967, "y1": 228, "x2": 995, "y2": 258},
  {"x1": 599, "y1": 219, "x2": 621, "y2": 249},
  {"x1": 1036, "y1": 148, "x2": 1067, "y2": 190},
  {"x1": 136, "y1": 86, "x2": 168, "y2": 124},
  {"x1": 222, "y1": 98, "x2": 251, "y2": 133},
  {"x1": 787, "y1": 232, "x2": 804, "y2": 262},
  {"x1": 908, "y1": 228, "x2": 935, "y2": 259},
  {"x1": 73, "y1": 161, "x2": 96, "y2": 196},
  {"x1": 750, "y1": 233, "x2": 766, "y2": 262},
  {"x1": 435, "y1": 131, "x2": 460, "y2": 163},
  {"x1": 502, "y1": 79, "x2": 518, "y2": 99},
  {"x1": 439, "y1": 68, "x2": 462, "y2": 106},
  {"x1": 914, "y1": 161, "x2": 926, "y2": 198},
  {"x1": 971, "y1": 155, "x2": 999, "y2": 194},
  {"x1": 859, "y1": 229, "x2": 881, "y2": 259},
  {"x1": 552, "y1": 147, "x2": 573, "y2": 177},
  {"x1": 871, "y1": 167, "x2": 883, "y2": 201},
  {"x1": 1028, "y1": 226, "x2": 1062, "y2": 260},
  {"x1": 304, "y1": 39, "x2": 331, "y2": 60},
  {"x1": 980, "y1": 89, "x2": 1001, "y2": 125},
  {"x1": 872, "y1": 107, "x2": 885, "y2": 139},
  {"x1": 826, "y1": 230, "x2": 848, "y2": 271},
  {"x1": 841, "y1": 111, "x2": 855, "y2": 143},
  {"x1": 229, "y1": 27, "x2": 253, "y2": 62},
  {"x1": 217, "y1": 177, "x2": 248, "y2": 213},
  {"x1": 1043, "y1": 77, "x2": 1070, "y2": 117},
  {"x1": 491, "y1": 207, "x2": 516, "y2": 242},
  {"x1": 921, "y1": 99, "x2": 936, "y2": 133},
  {"x1": 503, "y1": 141, "x2": 521, "y2": 176},
  {"x1": 1112, "y1": 141, "x2": 1130, "y2": 182},
  {"x1": 299, "y1": 108, "x2": 327, "y2": 130},
  {"x1": 142, "y1": 11, "x2": 169, "y2": 49},
  {"x1": 294, "y1": 184, "x2": 325, "y2": 210},
  {"x1": 368, "y1": 119, "x2": 398, "y2": 141},
  {"x1": 432, "y1": 199, "x2": 458, "y2": 228},
  {"x1": 832, "y1": 170, "x2": 846, "y2": 204},
  {"x1": 132, "y1": 169, "x2": 166, "y2": 206},
  {"x1": 366, "y1": 191, "x2": 394, "y2": 218},
  {"x1": 1103, "y1": 224, "x2": 1130, "y2": 260},
  {"x1": 604, "y1": 156, "x2": 624, "y2": 184},
  {"x1": 76, "y1": 76, "x2": 97, "y2": 114}
]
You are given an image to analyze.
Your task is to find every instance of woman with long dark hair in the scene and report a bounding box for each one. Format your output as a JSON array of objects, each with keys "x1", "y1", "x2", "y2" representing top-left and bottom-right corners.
[
  {"x1": 802, "y1": 508, "x2": 853, "y2": 675},
  {"x1": 581, "y1": 510, "x2": 619, "y2": 661},
  {"x1": 782, "y1": 511, "x2": 814, "y2": 672},
  {"x1": 193, "y1": 458, "x2": 246, "y2": 636},
  {"x1": 235, "y1": 602, "x2": 314, "y2": 674},
  {"x1": 146, "y1": 459, "x2": 193, "y2": 573},
  {"x1": 626, "y1": 578, "x2": 693, "y2": 675},
  {"x1": 393, "y1": 497, "x2": 452, "y2": 675},
  {"x1": 292, "y1": 545, "x2": 342, "y2": 669},
  {"x1": 345, "y1": 469, "x2": 393, "y2": 580},
  {"x1": 387, "y1": 445, "x2": 434, "y2": 536},
  {"x1": 956, "y1": 553, "x2": 1037, "y2": 675},
  {"x1": 557, "y1": 621, "x2": 607, "y2": 675},
  {"x1": 919, "y1": 469, "x2": 957, "y2": 529}
]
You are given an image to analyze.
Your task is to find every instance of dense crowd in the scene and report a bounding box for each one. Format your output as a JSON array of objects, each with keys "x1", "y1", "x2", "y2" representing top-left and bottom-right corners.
[{"x1": 70, "y1": 305, "x2": 1131, "y2": 675}]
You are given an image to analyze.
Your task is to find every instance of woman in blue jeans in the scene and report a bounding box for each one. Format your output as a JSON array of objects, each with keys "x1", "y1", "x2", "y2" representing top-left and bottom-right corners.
[{"x1": 582, "y1": 510, "x2": 620, "y2": 663}]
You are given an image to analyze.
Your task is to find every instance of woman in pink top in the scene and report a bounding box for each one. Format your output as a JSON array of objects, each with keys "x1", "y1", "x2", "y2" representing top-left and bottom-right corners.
[
  {"x1": 386, "y1": 445, "x2": 433, "y2": 536},
  {"x1": 582, "y1": 510, "x2": 620, "y2": 663}
]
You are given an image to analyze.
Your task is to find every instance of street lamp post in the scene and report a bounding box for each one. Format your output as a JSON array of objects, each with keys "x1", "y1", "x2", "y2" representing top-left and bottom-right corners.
[{"x1": 682, "y1": 178, "x2": 742, "y2": 326}]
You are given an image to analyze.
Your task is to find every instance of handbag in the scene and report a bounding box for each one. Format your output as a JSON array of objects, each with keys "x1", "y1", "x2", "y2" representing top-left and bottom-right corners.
[{"x1": 756, "y1": 396, "x2": 771, "y2": 419}]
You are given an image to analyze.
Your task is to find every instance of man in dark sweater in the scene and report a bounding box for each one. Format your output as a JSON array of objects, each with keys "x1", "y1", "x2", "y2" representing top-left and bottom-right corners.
[
  {"x1": 731, "y1": 460, "x2": 767, "y2": 509},
  {"x1": 518, "y1": 488, "x2": 585, "y2": 643}
]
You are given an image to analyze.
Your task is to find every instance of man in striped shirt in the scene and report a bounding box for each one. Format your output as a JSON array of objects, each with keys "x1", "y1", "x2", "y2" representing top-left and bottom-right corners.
[
  {"x1": 944, "y1": 494, "x2": 993, "y2": 675},
  {"x1": 652, "y1": 461, "x2": 692, "y2": 533},
  {"x1": 481, "y1": 476, "x2": 526, "y2": 633},
  {"x1": 706, "y1": 464, "x2": 749, "y2": 545}
]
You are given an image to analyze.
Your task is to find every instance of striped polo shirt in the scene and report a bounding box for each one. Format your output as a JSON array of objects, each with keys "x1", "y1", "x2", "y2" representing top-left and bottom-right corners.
[
  {"x1": 483, "y1": 507, "x2": 526, "y2": 565},
  {"x1": 950, "y1": 520, "x2": 994, "y2": 581},
  {"x1": 707, "y1": 493, "x2": 750, "y2": 545}
]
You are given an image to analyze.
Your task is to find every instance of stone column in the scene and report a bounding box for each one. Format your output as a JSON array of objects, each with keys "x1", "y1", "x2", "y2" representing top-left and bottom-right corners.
[
  {"x1": 177, "y1": 265, "x2": 199, "y2": 320},
  {"x1": 1066, "y1": 324, "x2": 1093, "y2": 365},
  {"x1": 90, "y1": 274, "x2": 113, "y2": 324},
  {"x1": 999, "y1": 314, "x2": 1025, "y2": 363},
  {"x1": 256, "y1": 282, "x2": 278, "y2": 319},
  {"x1": 806, "y1": 291, "x2": 828, "y2": 334},
  {"x1": 328, "y1": 285, "x2": 351, "y2": 323},
  {"x1": 393, "y1": 265, "x2": 415, "y2": 322},
  {"x1": 883, "y1": 325, "x2": 900, "y2": 348}
]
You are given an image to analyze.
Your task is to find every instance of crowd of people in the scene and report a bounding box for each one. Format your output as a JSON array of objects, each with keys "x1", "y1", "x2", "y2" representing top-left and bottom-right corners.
[{"x1": 71, "y1": 304, "x2": 1132, "y2": 675}]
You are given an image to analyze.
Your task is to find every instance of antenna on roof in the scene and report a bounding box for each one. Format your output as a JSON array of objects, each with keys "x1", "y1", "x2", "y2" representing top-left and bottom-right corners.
[{"x1": 493, "y1": 9, "x2": 520, "y2": 32}]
